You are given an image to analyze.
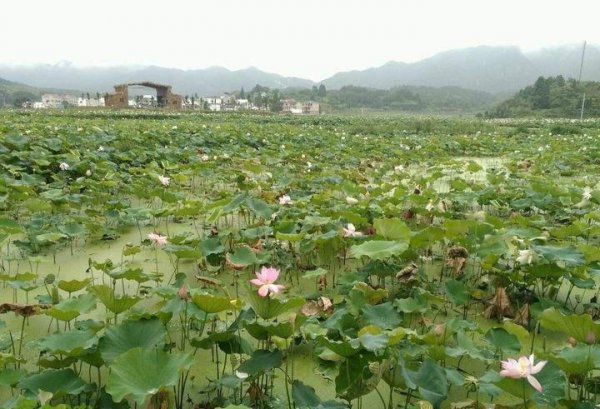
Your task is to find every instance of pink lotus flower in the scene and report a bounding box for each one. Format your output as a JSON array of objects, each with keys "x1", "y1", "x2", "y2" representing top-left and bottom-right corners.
[
  {"x1": 342, "y1": 223, "x2": 363, "y2": 238},
  {"x1": 250, "y1": 266, "x2": 285, "y2": 297},
  {"x1": 148, "y1": 232, "x2": 168, "y2": 246},
  {"x1": 500, "y1": 354, "x2": 547, "y2": 393}
]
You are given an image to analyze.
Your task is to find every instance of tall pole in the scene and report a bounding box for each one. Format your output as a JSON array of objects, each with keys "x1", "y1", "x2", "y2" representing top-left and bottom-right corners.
[{"x1": 578, "y1": 41, "x2": 587, "y2": 121}]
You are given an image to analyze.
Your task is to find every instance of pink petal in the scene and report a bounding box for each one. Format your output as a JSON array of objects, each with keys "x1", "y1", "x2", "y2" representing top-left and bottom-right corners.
[
  {"x1": 501, "y1": 359, "x2": 518, "y2": 370},
  {"x1": 258, "y1": 285, "x2": 269, "y2": 297},
  {"x1": 518, "y1": 356, "x2": 530, "y2": 368},
  {"x1": 269, "y1": 267, "x2": 281, "y2": 282},
  {"x1": 255, "y1": 269, "x2": 268, "y2": 282},
  {"x1": 250, "y1": 278, "x2": 264, "y2": 287},
  {"x1": 268, "y1": 284, "x2": 285, "y2": 294},
  {"x1": 530, "y1": 360, "x2": 547, "y2": 375},
  {"x1": 527, "y1": 375, "x2": 543, "y2": 393},
  {"x1": 262, "y1": 267, "x2": 279, "y2": 283},
  {"x1": 500, "y1": 369, "x2": 521, "y2": 379}
]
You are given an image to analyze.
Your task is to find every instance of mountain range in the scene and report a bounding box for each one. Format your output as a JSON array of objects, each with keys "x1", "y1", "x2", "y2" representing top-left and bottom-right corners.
[{"x1": 0, "y1": 44, "x2": 597, "y2": 96}]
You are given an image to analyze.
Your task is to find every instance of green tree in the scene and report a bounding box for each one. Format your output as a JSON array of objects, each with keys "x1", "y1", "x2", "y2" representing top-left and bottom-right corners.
[
  {"x1": 270, "y1": 90, "x2": 282, "y2": 112},
  {"x1": 532, "y1": 76, "x2": 550, "y2": 109},
  {"x1": 12, "y1": 91, "x2": 36, "y2": 107},
  {"x1": 318, "y1": 84, "x2": 327, "y2": 98}
]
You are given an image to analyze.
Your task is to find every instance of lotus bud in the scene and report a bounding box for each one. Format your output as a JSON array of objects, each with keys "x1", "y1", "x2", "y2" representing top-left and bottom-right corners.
[
  {"x1": 586, "y1": 331, "x2": 596, "y2": 345},
  {"x1": 178, "y1": 285, "x2": 188, "y2": 300},
  {"x1": 368, "y1": 361, "x2": 381, "y2": 375},
  {"x1": 37, "y1": 390, "x2": 53, "y2": 406},
  {"x1": 434, "y1": 324, "x2": 445, "y2": 337},
  {"x1": 287, "y1": 312, "x2": 297, "y2": 326},
  {"x1": 235, "y1": 370, "x2": 249, "y2": 380},
  {"x1": 85, "y1": 169, "x2": 92, "y2": 177},
  {"x1": 568, "y1": 337, "x2": 578, "y2": 347}
]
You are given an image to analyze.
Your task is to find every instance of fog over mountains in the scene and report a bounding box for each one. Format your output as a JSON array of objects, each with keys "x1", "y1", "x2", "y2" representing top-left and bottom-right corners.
[{"x1": 0, "y1": 44, "x2": 597, "y2": 95}]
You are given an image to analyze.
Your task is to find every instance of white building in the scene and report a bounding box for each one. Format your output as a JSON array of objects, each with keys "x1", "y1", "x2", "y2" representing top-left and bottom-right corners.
[
  {"x1": 41, "y1": 94, "x2": 78, "y2": 108},
  {"x1": 203, "y1": 97, "x2": 223, "y2": 111},
  {"x1": 237, "y1": 99, "x2": 250, "y2": 109},
  {"x1": 77, "y1": 97, "x2": 105, "y2": 107}
]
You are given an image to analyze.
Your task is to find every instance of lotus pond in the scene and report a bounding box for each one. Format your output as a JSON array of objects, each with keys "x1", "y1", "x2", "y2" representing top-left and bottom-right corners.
[{"x1": 2, "y1": 110, "x2": 600, "y2": 409}]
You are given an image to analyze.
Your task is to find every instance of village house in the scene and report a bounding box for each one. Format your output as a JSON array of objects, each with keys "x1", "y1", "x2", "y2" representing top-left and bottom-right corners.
[
  {"x1": 281, "y1": 99, "x2": 320, "y2": 115},
  {"x1": 40, "y1": 94, "x2": 78, "y2": 108},
  {"x1": 77, "y1": 97, "x2": 105, "y2": 107}
]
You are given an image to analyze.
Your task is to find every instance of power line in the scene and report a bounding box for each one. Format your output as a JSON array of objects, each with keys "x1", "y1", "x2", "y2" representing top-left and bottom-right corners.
[{"x1": 578, "y1": 41, "x2": 586, "y2": 121}]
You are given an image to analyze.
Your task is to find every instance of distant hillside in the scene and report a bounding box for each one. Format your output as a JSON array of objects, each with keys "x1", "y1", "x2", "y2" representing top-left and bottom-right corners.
[
  {"x1": 486, "y1": 76, "x2": 600, "y2": 118},
  {"x1": 1, "y1": 45, "x2": 598, "y2": 96},
  {"x1": 0, "y1": 63, "x2": 314, "y2": 96},
  {"x1": 321, "y1": 45, "x2": 600, "y2": 94},
  {"x1": 280, "y1": 84, "x2": 500, "y2": 114},
  {"x1": 326, "y1": 85, "x2": 500, "y2": 113},
  {"x1": 0, "y1": 77, "x2": 78, "y2": 107}
]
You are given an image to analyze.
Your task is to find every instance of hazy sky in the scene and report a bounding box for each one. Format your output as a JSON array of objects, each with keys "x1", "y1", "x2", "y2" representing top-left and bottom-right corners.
[{"x1": 2, "y1": 0, "x2": 598, "y2": 81}]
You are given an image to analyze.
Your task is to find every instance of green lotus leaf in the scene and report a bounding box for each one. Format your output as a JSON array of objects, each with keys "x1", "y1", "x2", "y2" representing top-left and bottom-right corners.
[
  {"x1": 358, "y1": 332, "x2": 389, "y2": 352},
  {"x1": 89, "y1": 284, "x2": 141, "y2": 315},
  {"x1": 0, "y1": 218, "x2": 23, "y2": 234},
  {"x1": 292, "y1": 380, "x2": 347, "y2": 409},
  {"x1": 532, "y1": 244, "x2": 585, "y2": 267},
  {"x1": 350, "y1": 240, "x2": 408, "y2": 260},
  {"x1": 247, "y1": 290, "x2": 304, "y2": 320},
  {"x1": 45, "y1": 293, "x2": 97, "y2": 321},
  {"x1": 245, "y1": 197, "x2": 272, "y2": 219},
  {"x1": 484, "y1": 328, "x2": 521, "y2": 354},
  {"x1": 551, "y1": 345, "x2": 600, "y2": 374},
  {"x1": 317, "y1": 336, "x2": 361, "y2": 358},
  {"x1": 163, "y1": 244, "x2": 202, "y2": 259},
  {"x1": 99, "y1": 318, "x2": 167, "y2": 364},
  {"x1": 36, "y1": 329, "x2": 97, "y2": 356},
  {"x1": 334, "y1": 352, "x2": 378, "y2": 401},
  {"x1": 361, "y1": 302, "x2": 402, "y2": 329},
  {"x1": 228, "y1": 246, "x2": 257, "y2": 266},
  {"x1": 275, "y1": 232, "x2": 305, "y2": 242},
  {"x1": 191, "y1": 293, "x2": 238, "y2": 313},
  {"x1": 18, "y1": 369, "x2": 89, "y2": 397},
  {"x1": 59, "y1": 223, "x2": 86, "y2": 237},
  {"x1": 57, "y1": 278, "x2": 91, "y2": 293},
  {"x1": 35, "y1": 232, "x2": 67, "y2": 244},
  {"x1": 414, "y1": 358, "x2": 448, "y2": 408},
  {"x1": 539, "y1": 307, "x2": 600, "y2": 343},
  {"x1": 445, "y1": 279, "x2": 470, "y2": 306},
  {"x1": 0, "y1": 368, "x2": 26, "y2": 388},
  {"x1": 242, "y1": 226, "x2": 272, "y2": 239},
  {"x1": 395, "y1": 293, "x2": 429, "y2": 313},
  {"x1": 302, "y1": 267, "x2": 328, "y2": 279},
  {"x1": 373, "y1": 218, "x2": 411, "y2": 241},
  {"x1": 245, "y1": 321, "x2": 295, "y2": 340},
  {"x1": 106, "y1": 347, "x2": 191, "y2": 405},
  {"x1": 199, "y1": 237, "x2": 224, "y2": 255},
  {"x1": 237, "y1": 349, "x2": 283, "y2": 375}
]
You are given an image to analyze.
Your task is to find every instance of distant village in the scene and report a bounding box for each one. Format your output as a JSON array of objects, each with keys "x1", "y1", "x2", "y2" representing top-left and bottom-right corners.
[{"x1": 27, "y1": 87, "x2": 321, "y2": 114}]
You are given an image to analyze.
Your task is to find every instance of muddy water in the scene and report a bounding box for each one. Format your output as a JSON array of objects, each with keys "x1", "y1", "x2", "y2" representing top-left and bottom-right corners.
[{"x1": 0, "y1": 217, "x2": 393, "y2": 407}]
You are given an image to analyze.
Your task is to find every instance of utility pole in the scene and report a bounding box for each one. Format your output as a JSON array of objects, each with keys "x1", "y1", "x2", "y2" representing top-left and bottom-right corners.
[{"x1": 578, "y1": 41, "x2": 586, "y2": 121}]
